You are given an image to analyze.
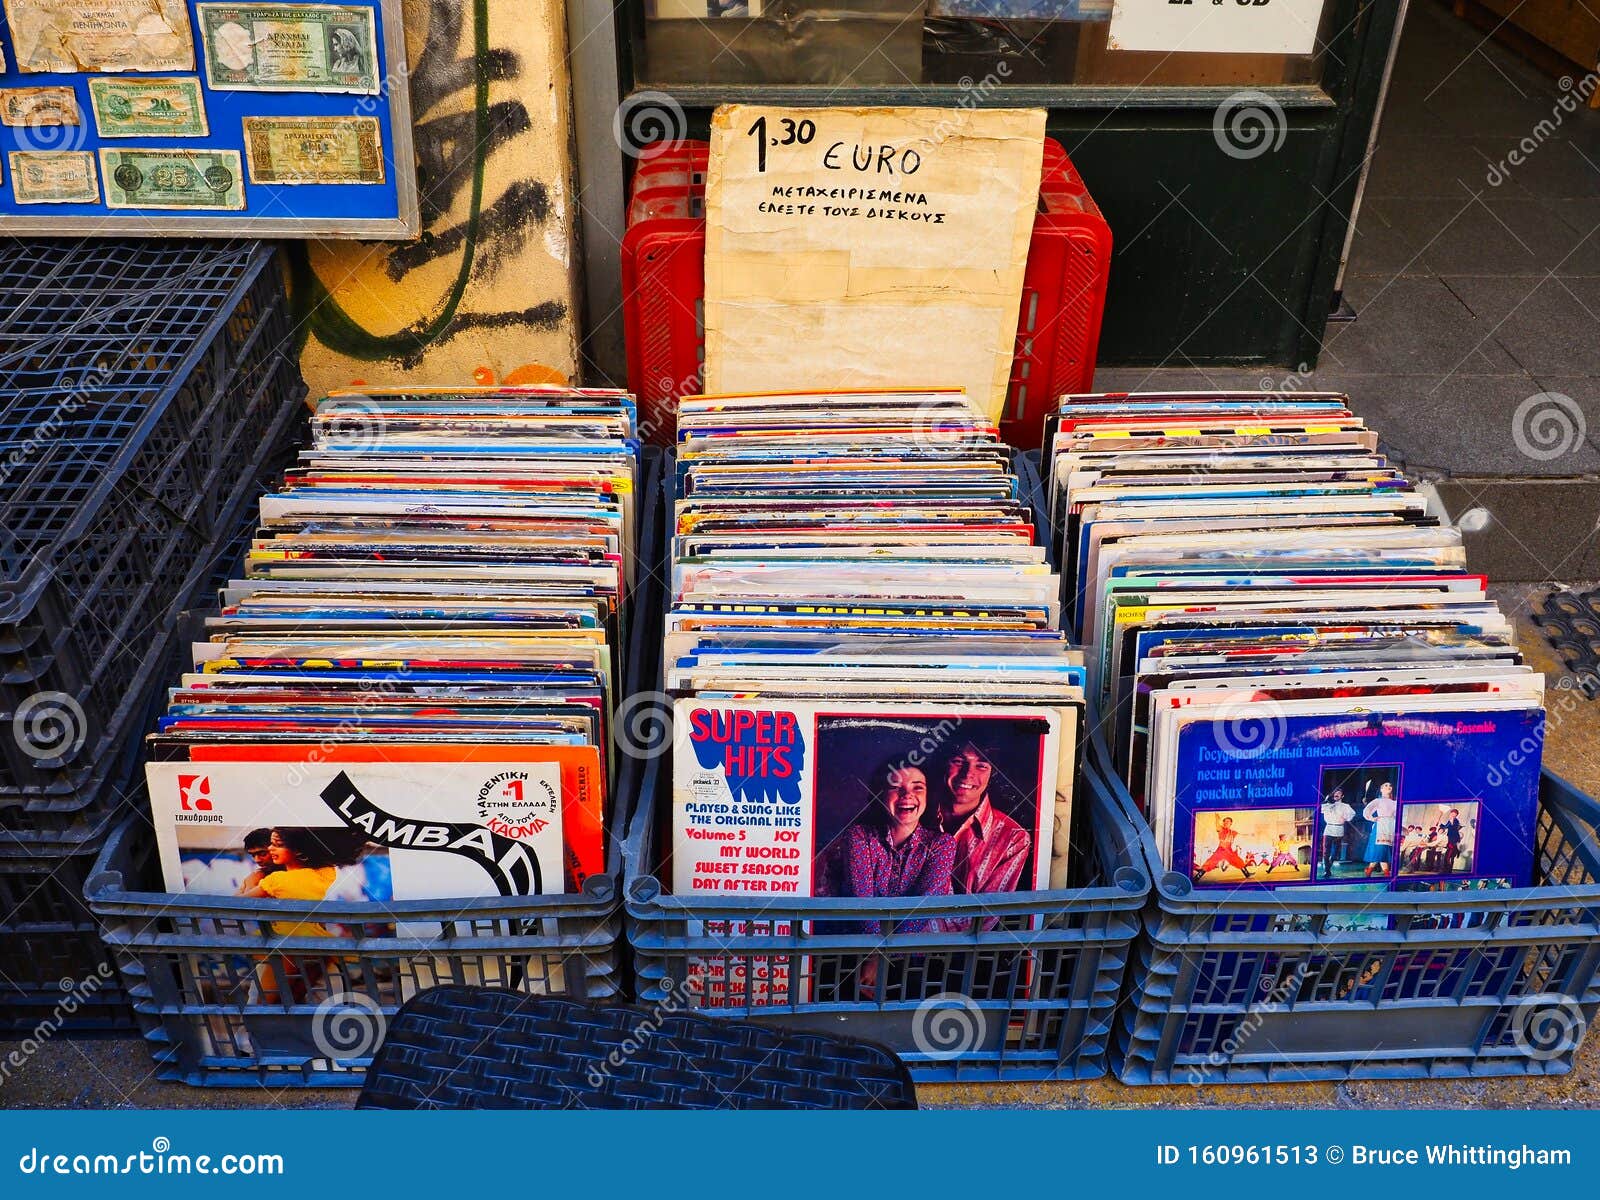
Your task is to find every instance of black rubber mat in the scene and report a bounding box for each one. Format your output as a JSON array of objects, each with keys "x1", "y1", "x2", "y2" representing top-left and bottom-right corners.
[
  {"x1": 1533, "y1": 589, "x2": 1600, "y2": 695},
  {"x1": 357, "y1": 986, "x2": 918, "y2": 1110}
]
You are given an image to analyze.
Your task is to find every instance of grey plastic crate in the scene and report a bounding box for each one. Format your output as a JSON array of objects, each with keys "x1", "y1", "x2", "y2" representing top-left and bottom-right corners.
[
  {"x1": 0, "y1": 403, "x2": 305, "y2": 1034},
  {"x1": 357, "y1": 987, "x2": 919, "y2": 1109},
  {"x1": 0, "y1": 401, "x2": 305, "y2": 1036},
  {"x1": 77, "y1": 448, "x2": 663, "y2": 1087},
  {"x1": 0, "y1": 388, "x2": 307, "y2": 829},
  {"x1": 85, "y1": 815, "x2": 627, "y2": 1087},
  {"x1": 0, "y1": 242, "x2": 304, "y2": 800},
  {"x1": 0, "y1": 834, "x2": 142, "y2": 1035},
  {"x1": 1097, "y1": 740, "x2": 1600, "y2": 1084},
  {"x1": 621, "y1": 446, "x2": 1147, "y2": 1081},
  {"x1": 623, "y1": 752, "x2": 1149, "y2": 1082}
]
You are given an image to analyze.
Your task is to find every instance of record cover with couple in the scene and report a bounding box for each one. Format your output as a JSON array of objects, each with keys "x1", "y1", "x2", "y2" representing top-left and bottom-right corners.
[{"x1": 672, "y1": 701, "x2": 1064, "y2": 917}]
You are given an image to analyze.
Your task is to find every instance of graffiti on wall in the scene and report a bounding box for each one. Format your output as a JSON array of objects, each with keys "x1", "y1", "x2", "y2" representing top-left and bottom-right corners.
[{"x1": 291, "y1": 0, "x2": 573, "y2": 377}]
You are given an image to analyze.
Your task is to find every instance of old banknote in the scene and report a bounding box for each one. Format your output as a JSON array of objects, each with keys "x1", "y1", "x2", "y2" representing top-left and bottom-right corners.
[
  {"x1": 100, "y1": 148, "x2": 246, "y2": 210},
  {"x1": 89, "y1": 77, "x2": 208, "y2": 138},
  {"x1": 3, "y1": 0, "x2": 196, "y2": 73},
  {"x1": 242, "y1": 115, "x2": 384, "y2": 184},
  {"x1": 197, "y1": 4, "x2": 381, "y2": 94},
  {"x1": 9, "y1": 151, "x2": 100, "y2": 204},
  {"x1": 0, "y1": 87, "x2": 81, "y2": 126}
]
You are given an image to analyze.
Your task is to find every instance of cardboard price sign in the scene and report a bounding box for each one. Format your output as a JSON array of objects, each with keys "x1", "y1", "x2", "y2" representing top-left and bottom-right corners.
[
  {"x1": 702, "y1": 104, "x2": 1046, "y2": 421},
  {"x1": 1108, "y1": 0, "x2": 1326, "y2": 56}
]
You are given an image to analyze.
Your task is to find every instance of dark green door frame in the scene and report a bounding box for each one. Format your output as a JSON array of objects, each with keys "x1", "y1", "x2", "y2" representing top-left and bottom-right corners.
[{"x1": 576, "y1": 0, "x2": 1405, "y2": 377}]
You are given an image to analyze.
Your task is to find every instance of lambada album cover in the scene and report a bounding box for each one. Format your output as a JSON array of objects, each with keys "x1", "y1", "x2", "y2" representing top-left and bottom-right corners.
[{"x1": 149, "y1": 752, "x2": 571, "y2": 912}]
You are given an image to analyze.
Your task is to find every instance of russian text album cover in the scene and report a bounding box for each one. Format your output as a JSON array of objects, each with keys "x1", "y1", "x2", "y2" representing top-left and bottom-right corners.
[{"x1": 1167, "y1": 705, "x2": 1543, "y2": 893}]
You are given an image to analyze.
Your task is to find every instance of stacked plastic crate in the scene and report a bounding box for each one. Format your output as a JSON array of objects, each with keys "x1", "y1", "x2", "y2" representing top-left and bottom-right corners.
[
  {"x1": 619, "y1": 138, "x2": 1113, "y2": 449},
  {"x1": 0, "y1": 239, "x2": 308, "y2": 1034}
]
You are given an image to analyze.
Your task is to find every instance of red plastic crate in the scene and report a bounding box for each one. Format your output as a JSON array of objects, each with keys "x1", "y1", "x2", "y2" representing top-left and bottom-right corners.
[
  {"x1": 628, "y1": 183, "x2": 704, "y2": 228},
  {"x1": 627, "y1": 146, "x2": 709, "y2": 210},
  {"x1": 621, "y1": 137, "x2": 1111, "y2": 448}
]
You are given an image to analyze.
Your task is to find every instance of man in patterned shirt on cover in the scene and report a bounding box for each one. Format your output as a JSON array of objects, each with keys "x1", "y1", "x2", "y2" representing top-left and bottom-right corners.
[{"x1": 935, "y1": 739, "x2": 1033, "y2": 898}]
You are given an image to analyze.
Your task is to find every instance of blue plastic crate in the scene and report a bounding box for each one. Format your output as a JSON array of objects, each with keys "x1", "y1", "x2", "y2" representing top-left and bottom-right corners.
[
  {"x1": 0, "y1": 831, "x2": 144, "y2": 1036},
  {"x1": 1031, "y1": 435, "x2": 1600, "y2": 1085},
  {"x1": 0, "y1": 241, "x2": 275, "y2": 376},
  {"x1": 357, "y1": 986, "x2": 917, "y2": 1109},
  {"x1": 0, "y1": 399, "x2": 305, "y2": 1034},
  {"x1": 624, "y1": 751, "x2": 1150, "y2": 1082},
  {"x1": 0, "y1": 240, "x2": 303, "y2": 799},
  {"x1": 620, "y1": 447, "x2": 1149, "y2": 1082},
  {"x1": 0, "y1": 384, "x2": 307, "y2": 820},
  {"x1": 0, "y1": 426, "x2": 299, "y2": 844},
  {"x1": 85, "y1": 817, "x2": 627, "y2": 1087},
  {"x1": 78, "y1": 449, "x2": 666, "y2": 1087},
  {"x1": 1091, "y1": 731, "x2": 1600, "y2": 1084}
]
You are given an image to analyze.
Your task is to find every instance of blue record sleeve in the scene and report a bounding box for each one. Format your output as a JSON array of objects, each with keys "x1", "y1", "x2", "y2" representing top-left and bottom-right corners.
[
  {"x1": 927, "y1": 0, "x2": 1108, "y2": 16},
  {"x1": 1171, "y1": 703, "x2": 1544, "y2": 893}
]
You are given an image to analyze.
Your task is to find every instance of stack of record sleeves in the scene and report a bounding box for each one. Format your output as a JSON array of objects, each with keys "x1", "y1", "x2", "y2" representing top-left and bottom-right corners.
[
  {"x1": 663, "y1": 388, "x2": 1086, "y2": 1005},
  {"x1": 1046, "y1": 390, "x2": 1544, "y2": 904},
  {"x1": 141, "y1": 386, "x2": 639, "y2": 915}
]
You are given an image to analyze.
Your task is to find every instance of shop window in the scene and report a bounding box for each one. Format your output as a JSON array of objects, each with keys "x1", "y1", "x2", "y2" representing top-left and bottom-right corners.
[{"x1": 636, "y1": 1, "x2": 1335, "y2": 90}]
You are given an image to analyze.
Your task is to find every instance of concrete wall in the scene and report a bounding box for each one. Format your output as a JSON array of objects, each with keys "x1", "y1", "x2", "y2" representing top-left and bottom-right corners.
[{"x1": 293, "y1": 0, "x2": 581, "y2": 397}]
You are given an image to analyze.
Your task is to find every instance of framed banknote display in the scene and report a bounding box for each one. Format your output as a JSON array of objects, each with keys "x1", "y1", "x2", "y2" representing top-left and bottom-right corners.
[{"x1": 0, "y1": 0, "x2": 418, "y2": 235}]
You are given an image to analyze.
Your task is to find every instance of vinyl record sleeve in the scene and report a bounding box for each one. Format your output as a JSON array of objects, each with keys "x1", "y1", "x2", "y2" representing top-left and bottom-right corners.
[
  {"x1": 151, "y1": 741, "x2": 603, "y2": 891},
  {"x1": 148, "y1": 753, "x2": 567, "y2": 907},
  {"x1": 1151, "y1": 699, "x2": 1544, "y2": 896},
  {"x1": 671, "y1": 698, "x2": 1073, "y2": 1007}
]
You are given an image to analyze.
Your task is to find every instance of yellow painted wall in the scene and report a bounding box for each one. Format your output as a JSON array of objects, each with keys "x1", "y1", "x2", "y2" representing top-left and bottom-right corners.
[{"x1": 292, "y1": 0, "x2": 580, "y2": 396}]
